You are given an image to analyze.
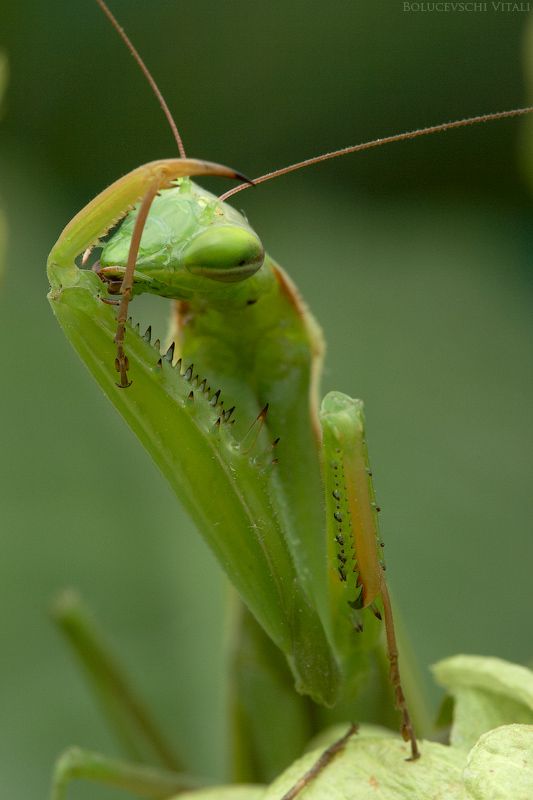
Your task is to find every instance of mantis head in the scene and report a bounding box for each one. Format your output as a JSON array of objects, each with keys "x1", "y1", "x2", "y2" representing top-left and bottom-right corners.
[{"x1": 97, "y1": 180, "x2": 265, "y2": 299}]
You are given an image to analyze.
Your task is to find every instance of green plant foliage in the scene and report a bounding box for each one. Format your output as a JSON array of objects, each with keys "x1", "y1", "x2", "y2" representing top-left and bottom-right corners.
[
  {"x1": 433, "y1": 655, "x2": 533, "y2": 751},
  {"x1": 463, "y1": 725, "x2": 533, "y2": 800},
  {"x1": 176, "y1": 657, "x2": 533, "y2": 800}
]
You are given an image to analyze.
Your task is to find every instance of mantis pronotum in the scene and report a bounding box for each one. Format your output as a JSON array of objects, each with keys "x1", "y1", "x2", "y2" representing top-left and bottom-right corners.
[{"x1": 46, "y1": 1, "x2": 533, "y2": 797}]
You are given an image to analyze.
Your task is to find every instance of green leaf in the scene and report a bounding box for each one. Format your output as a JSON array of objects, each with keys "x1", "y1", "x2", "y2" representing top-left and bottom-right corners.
[
  {"x1": 432, "y1": 656, "x2": 533, "y2": 750},
  {"x1": 172, "y1": 724, "x2": 533, "y2": 800},
  {"x1": 262, "y1": 736, "x2": 467, "y2": 800},
  {"x1": 463, "y1": 724, "x2": 533, "y2": 800},
  {"x1": 173, "y1": 660, "x2": 533, "y2": 800},
  {"x1": 175, "y1": 788, "x2": 264, "y2": 800},
  {"x1": 305, "y1": 722, "x2": 395, "y2": 751}
]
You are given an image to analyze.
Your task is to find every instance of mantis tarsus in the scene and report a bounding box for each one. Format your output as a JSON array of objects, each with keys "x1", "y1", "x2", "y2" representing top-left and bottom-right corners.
[{"x1": 46, "y1": 1, "x2": 533, "y2": 797}]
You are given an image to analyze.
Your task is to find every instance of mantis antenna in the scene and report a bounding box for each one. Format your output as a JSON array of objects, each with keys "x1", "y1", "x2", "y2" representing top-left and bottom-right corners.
[
  {"x1": 92, "y1": 0, "x2": 251, "y2": 387},
  {"x1": 219, "y1": 106, "x2": 533, "y2": 201},
  {"x1": 95, "y1": 0, "x2": 187, "y2": 159},
  {"x1": 95, "y1": 0, "x2": 533, "y2": 198}
]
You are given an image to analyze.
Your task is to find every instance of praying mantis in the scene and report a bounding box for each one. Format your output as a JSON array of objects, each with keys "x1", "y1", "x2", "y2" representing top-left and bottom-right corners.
[{"x1": 45, "y1": 1, "x2": 533, "y2": 797}]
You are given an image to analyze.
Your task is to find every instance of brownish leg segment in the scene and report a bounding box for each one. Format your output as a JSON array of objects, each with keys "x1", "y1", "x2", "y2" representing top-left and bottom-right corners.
[
  {"x1": 113, "y1": 179, "x2": 161, "y2": 388},
  {"x1": 380, "y1": 580, "x2": 420, "y2": 760},
  {"x1": 279, "y1": 724, "x2": 358, "y2": 800}
]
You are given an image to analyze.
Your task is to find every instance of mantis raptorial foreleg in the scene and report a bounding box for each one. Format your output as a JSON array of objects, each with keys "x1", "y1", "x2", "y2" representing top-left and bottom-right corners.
[
  {"x1": 48, "y1": 158, "x2": 248, "y2": 387},
  {"x1": 320, "y1": 392, "x2": 420, "y2": 761},
  {"x1": 49, "y1": 160, "x2": 245, "y2": 271},
  {"x1": 113, "y1": 178, "x2": 160, "y2": 387}
]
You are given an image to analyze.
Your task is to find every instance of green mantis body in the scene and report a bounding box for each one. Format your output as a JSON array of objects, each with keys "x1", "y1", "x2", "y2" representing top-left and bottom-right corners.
[
  {"x1": 45, "y1": 2, "x2": 533, "y2": 797},
  {"x1": 47, "y1": 162, "x2": 419, "y2": 796},
  {"x1": 98, "y1": 177, "x2": 394, "y2": 699},
  {"x1": 48, "y1": 174, "x2": 394, "y2": 708}
]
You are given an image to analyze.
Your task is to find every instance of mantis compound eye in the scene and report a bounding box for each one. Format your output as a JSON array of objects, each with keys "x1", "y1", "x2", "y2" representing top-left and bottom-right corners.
[{"x1": 182, "y1": 226, "x2": 265, "y2": 283}]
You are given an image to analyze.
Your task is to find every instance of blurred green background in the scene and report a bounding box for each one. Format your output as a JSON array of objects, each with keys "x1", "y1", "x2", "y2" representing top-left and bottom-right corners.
[{"x1": 1, "y1": 1, "x2": 533, "y2": 798}]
